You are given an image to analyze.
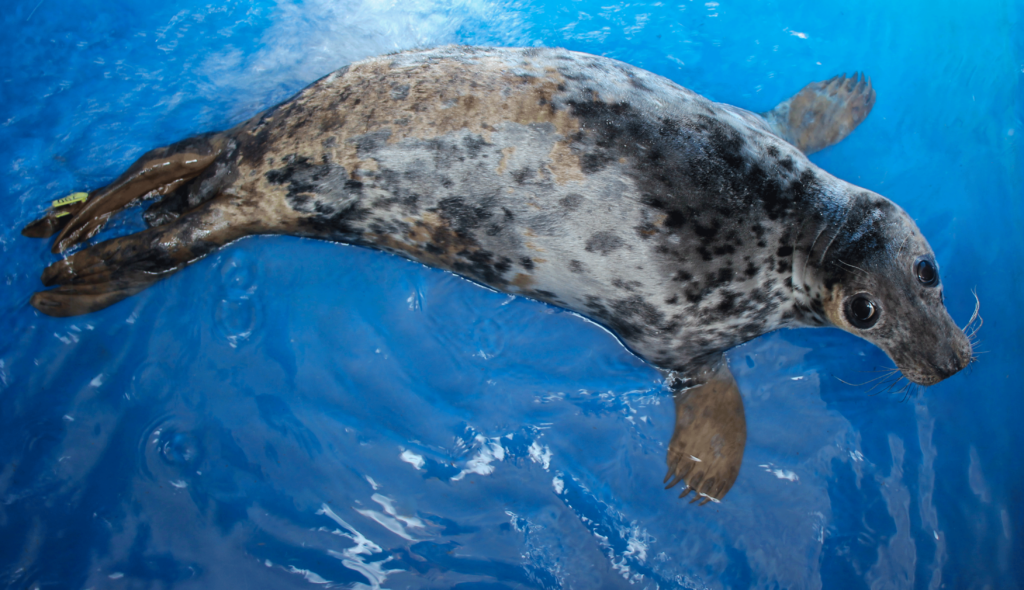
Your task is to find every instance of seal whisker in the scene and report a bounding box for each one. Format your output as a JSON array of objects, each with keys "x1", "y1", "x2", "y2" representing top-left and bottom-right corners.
[
  {"x1": 964, "y1": 315, "x2": 984, "y2": 340},
  {"x1": 864, "y1": 372, "x2": 905, "y2": 391},
  {"x1": 818, "y1": 209, "x2": 851, "y2": 267},
  {"x1": 836, "y1": 259, "x2": 870, "y2": 278},
  {"x1": 961, "y1": 288, "x2": 983, "y2": 342},
  {"x1": 895, "y1": 233, "x2": 912, "y2": 261},
  {"x1": 874, "y1": 375, "x2": 907, "y2": 397},
  {"x1": 898, "y1": 382, "x2": 920, "y2": 403},
  {"x1": 866, "y1": 372, "x2": 904, "y2": 396},
  {"x1": 835, "y1": 368, "x2": 900, "y2": 387}
]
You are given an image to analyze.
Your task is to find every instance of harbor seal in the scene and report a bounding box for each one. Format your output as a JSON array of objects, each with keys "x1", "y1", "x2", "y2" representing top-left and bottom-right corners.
[{"x1": 22, "y1": 46, "x2": 974, "y2": 504}]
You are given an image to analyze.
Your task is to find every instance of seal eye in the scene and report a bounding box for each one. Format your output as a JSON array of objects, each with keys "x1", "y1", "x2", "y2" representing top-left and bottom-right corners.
[
  {"x1": 914, "y1": 256, "x2": 939, "y2": 287},
  {"x1": 845, "y1": 294, "x2": 880, "y2": 329}
]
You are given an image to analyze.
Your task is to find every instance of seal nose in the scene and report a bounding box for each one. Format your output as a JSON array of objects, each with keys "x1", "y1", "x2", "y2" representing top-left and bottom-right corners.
[{"x1": 936, "y1": 331, "x2": 973, "y2": 380}]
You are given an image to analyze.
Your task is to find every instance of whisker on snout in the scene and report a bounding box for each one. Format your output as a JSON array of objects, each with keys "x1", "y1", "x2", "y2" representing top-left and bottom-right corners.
[
  {"x1": 835, "y1": 368, "x2": 900, "y2": 387},
  {"x1": 961, "y1": 289, "x2": 983, "y2": 341},
  {"x1": 835, "y1": 366, "x2": 926, "y2": 403},
  {"x1": 898, "y1": 382, "x2": 921, "y2": 403}
]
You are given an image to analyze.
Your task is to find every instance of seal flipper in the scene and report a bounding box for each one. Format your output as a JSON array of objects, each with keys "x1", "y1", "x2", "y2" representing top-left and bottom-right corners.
[
  {"x1": 34, "y1": 132, "x2": 227, "y2": 253},
  {"x1": 763, "y1": 73, "x2": 876, "y2": 155},
  {"x1": 31, "y1": 196, "x2": 254, "y2": 317},
  {"x1": 21, "y1": 196, "x2": 89, "y2": 239},
  {"x1": 663, "y1": 360, "x2": 746, "y2": 505}
]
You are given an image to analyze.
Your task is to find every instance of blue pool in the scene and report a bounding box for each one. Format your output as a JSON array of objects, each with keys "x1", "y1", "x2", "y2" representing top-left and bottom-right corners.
[{"x1": 1, "y1": 0, "x2": 1020, "y2": 587}]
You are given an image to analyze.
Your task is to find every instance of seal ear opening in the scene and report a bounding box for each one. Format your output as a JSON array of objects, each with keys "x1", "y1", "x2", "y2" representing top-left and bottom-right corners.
[{"x1": 664, "y1": 361, "x2": 747, "y2": 505}]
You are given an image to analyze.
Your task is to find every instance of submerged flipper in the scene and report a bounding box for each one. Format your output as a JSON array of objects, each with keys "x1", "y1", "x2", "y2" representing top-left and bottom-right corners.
[
  {"x1": 663, "y1": 360, "x2": 746, "y2": 505},
  {"x1": 23, "y1": 133, "x2": 227, "y2": 253},
  {"x1": 763, "y1": 73, "x2": 876, "y2": 155}
]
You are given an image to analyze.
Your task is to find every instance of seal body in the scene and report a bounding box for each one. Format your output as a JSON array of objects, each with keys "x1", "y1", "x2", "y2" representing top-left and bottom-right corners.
[
  {"x1": 26, "y1": 46, "x2": 973, "y2": 502},
  {"x1": 193, "y1": 46, "x2": 848, "y2": 371}
]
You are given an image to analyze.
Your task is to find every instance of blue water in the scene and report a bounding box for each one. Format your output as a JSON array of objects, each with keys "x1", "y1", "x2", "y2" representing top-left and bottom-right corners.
[{"x1": 1, "y1": 0, "x2": 1020, "y2": 587}]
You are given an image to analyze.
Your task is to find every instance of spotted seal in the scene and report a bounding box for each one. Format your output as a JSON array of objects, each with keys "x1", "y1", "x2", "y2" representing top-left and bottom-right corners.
[{"x1": 22, "y1": 46, "x2": 974, "y2": 504}]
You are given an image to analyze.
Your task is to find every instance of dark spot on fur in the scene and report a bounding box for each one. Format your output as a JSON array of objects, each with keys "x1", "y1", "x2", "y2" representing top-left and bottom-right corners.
[
  {"x1": 389, "y1": 83, "x2": 410, "y2": 101},
  {"x1": 716, "y1": 291, "x2": 738, "y2": 314},
  {"x1": 712, "y1": 268, "x2": 734, "y2": 285},
  {"x1": 635, "y1": 222, "x2": 657, "y2": 239},
  {"x1": 435, "y1": 197, "x2": 492, "y2": 235},
  {"x1": 693, "y1": 221, "x2": 720, "y2": 241},
  {"x1": 604, "y1": 296, "x2": 665, "y2": 340},
  {"x1": 568, "y1": 260, "x2": 585, "y2": 273},
  {"x1": 520, "y1": 256, "x2": 534, "y2": 270},
  {"x1": 266, "y1": 155, "x2": 359, "y2": 228},
  {"x1": 511, "y1": 167, "x2": 532, "y2": 184},
  {"x1": 352, "y1": 130, "x2": 392, "y2": 155},
  {"x1": 585, "y1": 231, "x2": 624, "y2": 255},
  {"x1": 581, "y1": 152, "x2": 610, "y2": 173},
  {"x1": 612, "y1": 278, "x2": 642, "y2": 292},
  {"x1": 665, "y1": 210, "x2": 685, "y2": 228},
  {"x1": 559, "y1": 194, "x2": 583, "y2": 209}
]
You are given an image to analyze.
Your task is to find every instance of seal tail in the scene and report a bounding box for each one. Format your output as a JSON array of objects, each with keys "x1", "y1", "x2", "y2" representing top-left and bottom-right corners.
[
  {"x1": 30, "y1": 195, "x2": 254, "y2": 317},
  {"x1": 22, "y1": 132, "x2": 227, "y2": 253}
]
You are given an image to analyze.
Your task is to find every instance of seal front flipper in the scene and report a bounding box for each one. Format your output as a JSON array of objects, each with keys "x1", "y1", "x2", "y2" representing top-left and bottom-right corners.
[
  {"x1": 663, "y1": 359, "x2": 746, "y2": 505},
  {"x1": 27, "y1": 132, "x2": 228, "y2": 253},
  {"x1": 763, "y1": 73, "x2": 876, "y2": 155}
]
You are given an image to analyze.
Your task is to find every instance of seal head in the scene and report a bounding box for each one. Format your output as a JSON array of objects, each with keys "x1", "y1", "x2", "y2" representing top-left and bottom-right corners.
[{"x1": 815, "y1": 191, "x2": 973, "y2": 385}]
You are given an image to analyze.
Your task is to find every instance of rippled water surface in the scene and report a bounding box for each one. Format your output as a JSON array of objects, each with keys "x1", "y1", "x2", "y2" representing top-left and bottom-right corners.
[{"x1": 1, "y1": 0, "x2": 1021, "y2": 588}]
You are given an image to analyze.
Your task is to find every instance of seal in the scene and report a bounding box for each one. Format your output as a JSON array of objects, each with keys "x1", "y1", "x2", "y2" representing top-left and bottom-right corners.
[{"x1": 22, "y1": 46, "x2": 974, "y2": 504}]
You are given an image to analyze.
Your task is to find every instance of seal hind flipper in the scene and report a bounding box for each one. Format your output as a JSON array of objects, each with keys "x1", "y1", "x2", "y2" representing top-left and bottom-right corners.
[
  {"x1": 40, "y1": 133, "x2": 226, "y2": 253},
  {"x1": 31, "y1": 196, "x2": 253, "y2": 317},
  {"x1": 763, "y1": 72, "x2": 876, "y2": 155},
  {"x1": 663, "y1": 361, "x2": 746, "y2": 504},
  {"x1": 21, "y1": 197, "x2": 89, "y2": 239}
]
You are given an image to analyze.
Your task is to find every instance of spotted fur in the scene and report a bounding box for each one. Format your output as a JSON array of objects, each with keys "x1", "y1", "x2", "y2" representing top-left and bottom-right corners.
[{"x1": 31, "y1": 45, "x2": 970, "y2": 386}]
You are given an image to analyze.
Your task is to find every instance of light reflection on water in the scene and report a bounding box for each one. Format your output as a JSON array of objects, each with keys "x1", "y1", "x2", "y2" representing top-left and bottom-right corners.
[{"x1": 0, "y1": 0, "x2": 1020, "y2": 588}]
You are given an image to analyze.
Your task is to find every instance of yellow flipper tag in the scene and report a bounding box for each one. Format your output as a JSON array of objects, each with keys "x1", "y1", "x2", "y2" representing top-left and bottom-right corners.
[{"x1": 52, "y1": 192, "x2": 88, "y2": 208}]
